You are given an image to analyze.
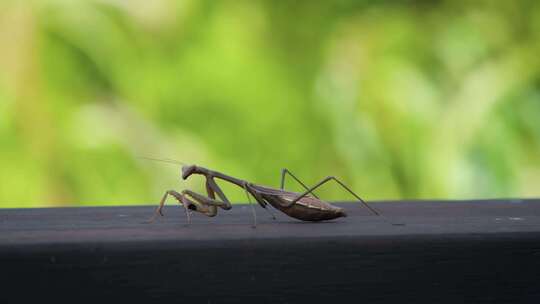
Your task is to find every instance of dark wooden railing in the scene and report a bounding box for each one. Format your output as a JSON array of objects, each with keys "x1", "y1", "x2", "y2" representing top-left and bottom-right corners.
[{"x1": 1, "y1": 199, "x2": 540, "y2": 303}]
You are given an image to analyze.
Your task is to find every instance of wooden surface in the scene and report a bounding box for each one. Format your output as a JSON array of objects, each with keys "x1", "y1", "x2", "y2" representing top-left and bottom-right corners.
[{"x1": 1, "y1": 199, "x2": 540, "y2": 303}]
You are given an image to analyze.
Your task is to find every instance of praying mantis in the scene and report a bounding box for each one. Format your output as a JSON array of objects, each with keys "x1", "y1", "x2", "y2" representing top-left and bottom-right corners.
[{"x1": 145, "y1": 158, "x2": 395, "y2": 227}]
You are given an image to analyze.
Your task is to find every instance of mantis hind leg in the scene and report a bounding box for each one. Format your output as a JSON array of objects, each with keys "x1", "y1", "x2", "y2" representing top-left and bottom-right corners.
[
  {"x1": 280, "y1": 168, "x2": 319, "y2": 199},
  {"x1": 288, "y1": 176, "x2": 380, "y2": 216}
]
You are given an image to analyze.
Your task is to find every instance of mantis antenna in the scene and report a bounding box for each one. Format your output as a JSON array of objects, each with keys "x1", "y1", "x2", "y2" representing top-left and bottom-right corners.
[{"x1": 138, "y1": 156, "x2": 186, "y2": 166}]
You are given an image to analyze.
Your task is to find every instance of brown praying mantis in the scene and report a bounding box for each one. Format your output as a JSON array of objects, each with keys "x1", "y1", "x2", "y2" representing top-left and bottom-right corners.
[{"x1": 144, "y1": 157, "x2": 399, "y2": 227}]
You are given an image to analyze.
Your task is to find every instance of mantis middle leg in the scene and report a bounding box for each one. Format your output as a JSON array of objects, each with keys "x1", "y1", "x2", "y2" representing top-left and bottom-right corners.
[{"x1": 243, "y1": 183, "x2": 277, "y2": 225}]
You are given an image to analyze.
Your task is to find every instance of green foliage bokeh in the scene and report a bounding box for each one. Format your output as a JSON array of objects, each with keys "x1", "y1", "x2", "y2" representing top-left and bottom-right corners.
[{"x1": 1, "y1": 0, "x2": 540, "y2": 207}]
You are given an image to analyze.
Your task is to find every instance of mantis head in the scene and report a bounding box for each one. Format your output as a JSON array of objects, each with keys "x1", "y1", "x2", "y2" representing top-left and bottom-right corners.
[{"x1": 181, "y1": 165, "x2": 197, "y2": 180}]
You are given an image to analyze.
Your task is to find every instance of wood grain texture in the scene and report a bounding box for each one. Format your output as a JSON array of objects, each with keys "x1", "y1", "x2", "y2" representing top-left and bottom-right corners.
[{"x1": 1, "y1": 199, "x2": 540, "y2": 303}]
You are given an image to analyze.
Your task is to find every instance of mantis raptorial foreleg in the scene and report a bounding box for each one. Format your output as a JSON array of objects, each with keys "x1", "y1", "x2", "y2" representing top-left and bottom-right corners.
[
  {"x1": 206, "y1": 177, "x2": 232, "y2": 210},
  {"x1": 206, "y1": 178, "x2": 216, "y2": 199},
  {"x1": 149, "y1": 188, "x2": 232, "y2": 224},
  {"x1": 182, "y1": 190, "x2": 231, "y2": 212}
]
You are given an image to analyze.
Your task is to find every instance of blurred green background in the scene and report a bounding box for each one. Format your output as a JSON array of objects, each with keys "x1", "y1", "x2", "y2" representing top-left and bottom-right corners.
[{"x1": 1, "y1": 0, "x2": 540, "y2": 208}]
